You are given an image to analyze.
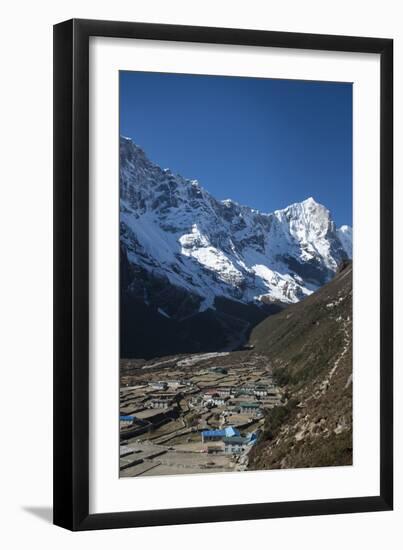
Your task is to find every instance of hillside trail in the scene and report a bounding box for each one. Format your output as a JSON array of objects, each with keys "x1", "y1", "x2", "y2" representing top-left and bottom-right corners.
[{"x1": 319, "y1": 319, "x2": 351, "y2": 394}]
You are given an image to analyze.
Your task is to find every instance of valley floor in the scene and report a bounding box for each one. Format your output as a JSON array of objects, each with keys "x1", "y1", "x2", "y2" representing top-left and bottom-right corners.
[{"x1": 119, "y1": 350, "x2": 282, "y2": 477}]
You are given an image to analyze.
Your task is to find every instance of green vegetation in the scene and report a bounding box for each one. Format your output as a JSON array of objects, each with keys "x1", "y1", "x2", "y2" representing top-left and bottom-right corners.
[
  {"x1": 262, "y1": 398, "x2": 299, "y2": 441},
  {"x1": 272, "y1": 366, "x2": 292, "y2": 387}
]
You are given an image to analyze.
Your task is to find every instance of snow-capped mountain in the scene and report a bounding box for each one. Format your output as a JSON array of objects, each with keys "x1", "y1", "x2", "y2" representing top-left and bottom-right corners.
[
  {"x1": 337, "y1": 225, "x2": 353, "y2": 259},
  {"x1": 120, "y1": 136, "x2": 352, "y2": 322}
]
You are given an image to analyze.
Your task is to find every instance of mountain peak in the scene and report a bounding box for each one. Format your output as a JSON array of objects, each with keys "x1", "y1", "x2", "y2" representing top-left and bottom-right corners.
[
  {"x1": 302, "y1": 196, "x2": 318, "y2": 205},
  {"x1": 120, "y1": 135, "x2": 142, "y2": 151},
  {"x1": 300, "y1": 197, "x2": 329, "y2": 214},
  {"x1": 275, "y1": 196, "x2": 327, "y2": 218},
  {"x1": 221, "y1": 198, "x2": 239, "y2": 208}
]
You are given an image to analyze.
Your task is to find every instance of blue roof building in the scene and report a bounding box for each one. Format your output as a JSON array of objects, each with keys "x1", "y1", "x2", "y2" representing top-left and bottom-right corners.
[
  {"x1": 224, "y1": 426, "x2": 239, "y2": 438},
  {"x1": 244, "y1": 431, "x2": 258, "y2": 445},
  {"x1": 201, "y1": 426, "x2": 240, "y2": 443}
]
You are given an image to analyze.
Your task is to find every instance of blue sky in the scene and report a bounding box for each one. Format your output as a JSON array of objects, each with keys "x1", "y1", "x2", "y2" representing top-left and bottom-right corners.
[{"x1": 120, "y1": 71, "x2": 352, "y2": 227}]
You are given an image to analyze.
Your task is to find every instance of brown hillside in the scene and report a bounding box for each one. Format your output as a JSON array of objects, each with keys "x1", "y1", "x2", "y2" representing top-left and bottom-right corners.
[{"x1": 248, "y1": 262, "x2": 352, "y2": 470}]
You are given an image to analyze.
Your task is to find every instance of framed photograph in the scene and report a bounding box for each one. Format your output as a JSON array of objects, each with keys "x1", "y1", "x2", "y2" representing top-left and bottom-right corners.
[{"x1": 53, "y1": 19, "x2": 393, "y2": 531}]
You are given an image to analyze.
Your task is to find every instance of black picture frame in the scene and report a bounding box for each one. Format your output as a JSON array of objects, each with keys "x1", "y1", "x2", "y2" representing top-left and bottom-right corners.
[{"x1": 53, "y1": 18, "x2": 393, "y2": 531}]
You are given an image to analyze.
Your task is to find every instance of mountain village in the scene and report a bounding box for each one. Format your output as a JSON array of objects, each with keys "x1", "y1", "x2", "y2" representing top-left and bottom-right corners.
[{"x1": 120, "y1": 351, "x2": 282, "y2": 477}]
